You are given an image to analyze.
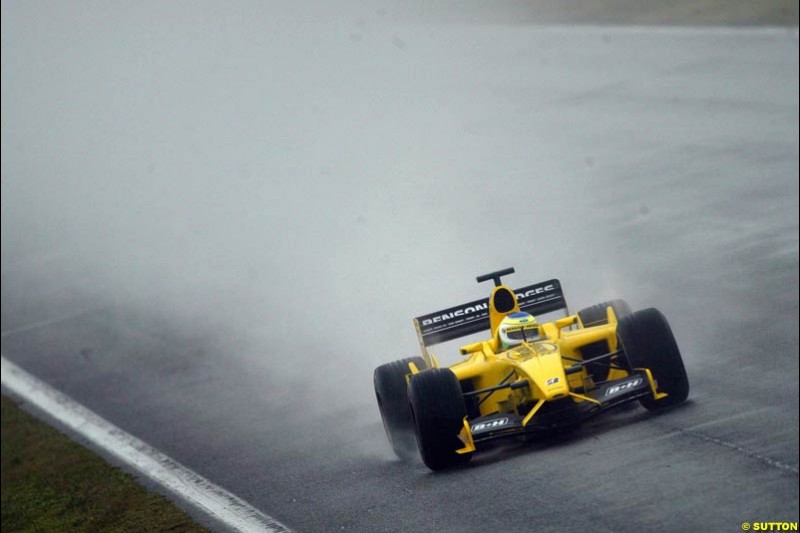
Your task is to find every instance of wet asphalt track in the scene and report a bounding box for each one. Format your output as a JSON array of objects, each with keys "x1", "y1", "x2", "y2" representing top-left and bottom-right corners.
[{"x1": 2, "y1": 6, "x2": 799, "y2": 533}]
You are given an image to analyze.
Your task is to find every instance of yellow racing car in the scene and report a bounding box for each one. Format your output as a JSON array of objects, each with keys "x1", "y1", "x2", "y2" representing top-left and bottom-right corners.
[{"x1": 374, "y1": 267, "x2": 689, "y2": 470}]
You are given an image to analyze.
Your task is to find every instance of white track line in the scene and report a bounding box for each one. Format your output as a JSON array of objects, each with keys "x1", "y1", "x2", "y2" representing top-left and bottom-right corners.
[
  {"x1": 1, "y1": 308, "x2": 106, "y2": 339},
  {"x1": 0, "y1": 356, "x2": 292, "y2": 533}
]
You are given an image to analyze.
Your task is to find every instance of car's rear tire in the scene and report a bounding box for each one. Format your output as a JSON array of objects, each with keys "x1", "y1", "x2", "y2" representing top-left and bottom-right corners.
[
  {"x1": 409, "y1": 368, "x2": 472, "y2": 471},
  {"x1": 374, "y1": 357, "x2": 425, "y2": 460},
  {"x1": 617, "y1": 308, "x2": 689, "y2": 410},
  {"x1": 577, "y1": 300, "x2": 632, "y2": 381},
  {"x1": 578, "y1": 299, "x2": 632, "y2": 328}
]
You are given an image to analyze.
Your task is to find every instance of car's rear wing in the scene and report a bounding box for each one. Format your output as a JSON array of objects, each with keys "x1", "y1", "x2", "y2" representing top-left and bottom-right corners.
[{"x1": 413, "y1": 279, "x2": 568, "y2": 348}]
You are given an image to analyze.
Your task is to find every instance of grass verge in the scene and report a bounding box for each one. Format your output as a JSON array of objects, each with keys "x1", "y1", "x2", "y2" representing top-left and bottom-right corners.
[{"x1": 1, "y1": 394, "x2": 208, "y2": 533}]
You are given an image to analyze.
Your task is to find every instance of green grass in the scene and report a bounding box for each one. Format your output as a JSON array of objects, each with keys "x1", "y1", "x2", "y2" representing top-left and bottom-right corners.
[{"x1": 1, "y1": 395, "x2": 209, "y2": 533}]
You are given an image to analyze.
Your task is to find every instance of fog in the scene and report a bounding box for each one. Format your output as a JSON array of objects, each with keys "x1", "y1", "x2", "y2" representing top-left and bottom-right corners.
[
  {"x1": 3, "y1": 2, "x2": 798, "y2": 416},
  {"x1": 3, "y1": 5, "x2": 798, "y2": 532}
]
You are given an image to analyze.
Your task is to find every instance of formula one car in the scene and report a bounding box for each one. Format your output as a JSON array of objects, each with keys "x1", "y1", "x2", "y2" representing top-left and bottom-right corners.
[{"x1": 374, "y1": 268, "x2": 689, "y2": 470}]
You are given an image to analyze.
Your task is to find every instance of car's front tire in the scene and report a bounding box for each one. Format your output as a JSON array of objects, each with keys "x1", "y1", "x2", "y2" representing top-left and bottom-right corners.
[
  {"x1": 617, "y1": 308, "x2": 689, "y2": 410},
  {"x1": 409, "y1": 368, "x2": 472, "y2": 471},
  {"x1": 374, "y1": 357, "x2": 424, "y2": 460}
]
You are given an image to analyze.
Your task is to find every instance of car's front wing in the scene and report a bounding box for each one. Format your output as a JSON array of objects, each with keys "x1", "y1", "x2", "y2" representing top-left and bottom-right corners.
[{"x1": 465, "y1": 371, "x2": 657, "y2": 446}]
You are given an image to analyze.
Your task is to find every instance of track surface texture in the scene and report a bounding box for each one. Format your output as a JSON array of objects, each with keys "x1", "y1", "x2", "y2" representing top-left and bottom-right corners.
[{"x1": 2, "y1": 2, "x2": 798, "y2": 532}]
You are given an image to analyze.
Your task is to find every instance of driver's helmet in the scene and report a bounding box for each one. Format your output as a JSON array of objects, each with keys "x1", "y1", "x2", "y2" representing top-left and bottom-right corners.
[{"x1": 498, "y1": 312, "x2": 541, "y2": 350}]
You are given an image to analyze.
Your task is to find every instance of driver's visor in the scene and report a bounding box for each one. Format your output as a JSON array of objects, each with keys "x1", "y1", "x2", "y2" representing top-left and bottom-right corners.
[{"x1": 505, "y1": 325, "x2": 540, "y2": 341}]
